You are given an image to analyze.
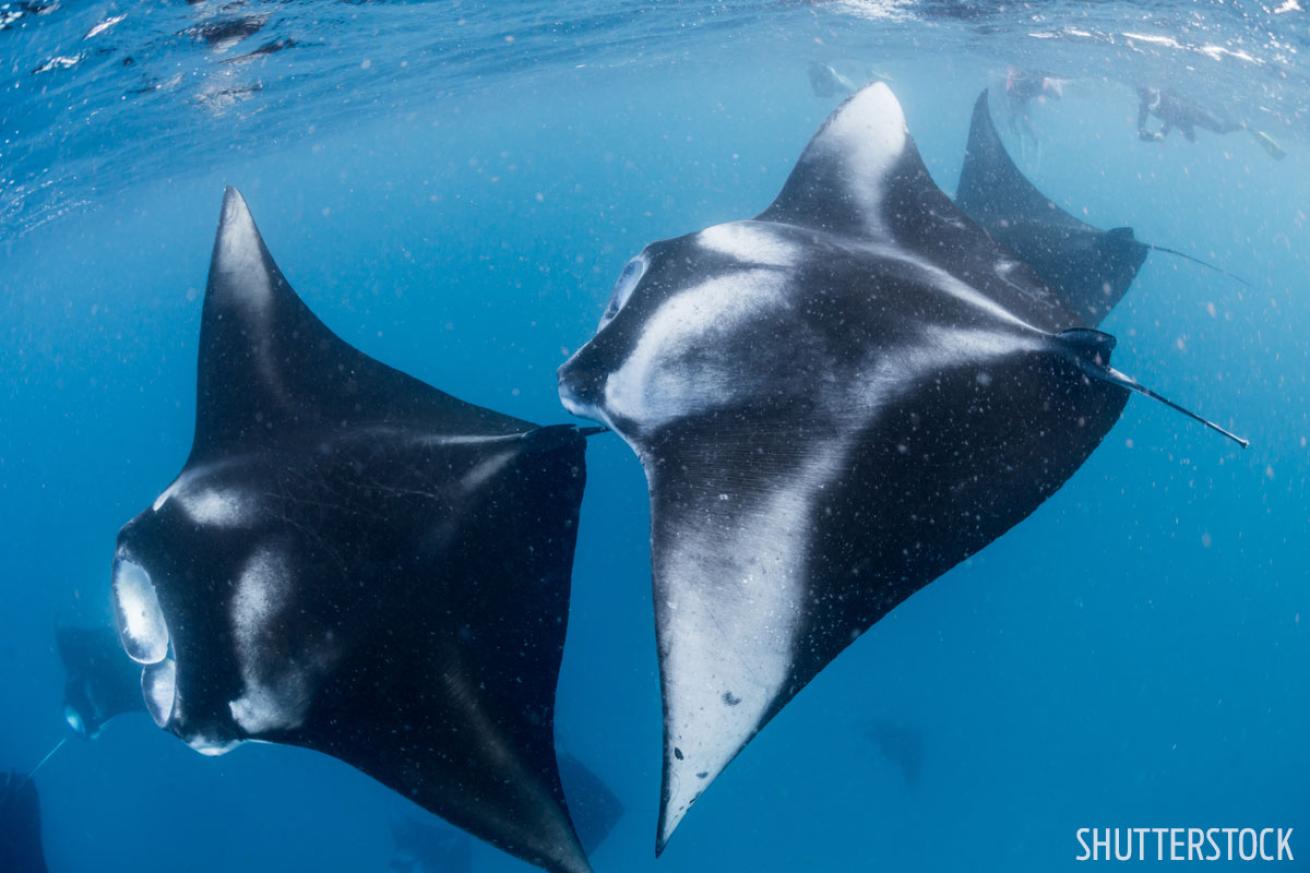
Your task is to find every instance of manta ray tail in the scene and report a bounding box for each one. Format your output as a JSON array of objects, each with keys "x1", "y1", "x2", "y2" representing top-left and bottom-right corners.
[
  {"x1": 25, "y1": 737, "x2": 67, "y2": 781},
  {"x1": 1147, "y1": 244, "x2": 1251, "y2": 288},
  {"x1": 1103, "y1": 367, "x2": 1249, "y2": 448},
  {"x1": 1059, "y1": 329, "x2": 1249, "y2": 448}
]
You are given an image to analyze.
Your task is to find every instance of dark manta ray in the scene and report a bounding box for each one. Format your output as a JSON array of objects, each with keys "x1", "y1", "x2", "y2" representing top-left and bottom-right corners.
[
  {"x1": 557, "y1": 82, "x2": 1245, "y2": 852},
  {"x1": 112, "y1": 189, "x2": 594, "y2": 873},
  {"x1": 559, "y1": 752, "x2": 624, "y2": 854},
  {"x1": 388, "y1": 817, "x2": 473, "y2": 873},
  {"x1": 0, "y1": 772, "x2": 47, "y2": 872},
  {"x1": 866, "y1": 720, "x2": 923, "y2": 787},
  {"x1": 57, "y1": 625, "x2": 143, "y2": 738},
  {"x1": 957, "y1": 89, "x2": 1247, "y2": 325}
]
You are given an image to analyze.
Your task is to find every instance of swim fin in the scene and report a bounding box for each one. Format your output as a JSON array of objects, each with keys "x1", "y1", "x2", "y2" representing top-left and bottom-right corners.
[{"x1": 1249, "y1": 128, "x2": 1286, "y2": 160}]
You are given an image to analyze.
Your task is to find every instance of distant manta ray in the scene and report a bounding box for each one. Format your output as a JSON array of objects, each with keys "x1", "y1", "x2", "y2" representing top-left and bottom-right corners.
[
  {"x1": 957, "y1": 88, "x2": 1249, "y2": 326},
  {"x1": 557, "y1": 82, "x2": 1245, "y2": 854},
  {"x1": 0, "y1": 771, "x2": 47, "y2": 873},
  {"x1": 112, "y1": 189, "x2": 596, "y2": 873},
  {"x1": 3, "y1": 626, "x2": 147, "y2": 787},
  {"x1": 57, "y1": 625, "x2": 143, "y2": 738},
  {"x1": 866, "y1": 721, "x2": 923, "y2": 787}
]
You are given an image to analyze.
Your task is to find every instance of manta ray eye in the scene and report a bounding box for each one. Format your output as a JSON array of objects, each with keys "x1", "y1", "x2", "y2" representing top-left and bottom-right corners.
[
  {"x1": 112, "y1": 557, "x2": 171, "y2": 665},
  {"x1": 599, "y1": 255, "x2": 647, "y2": 327}
]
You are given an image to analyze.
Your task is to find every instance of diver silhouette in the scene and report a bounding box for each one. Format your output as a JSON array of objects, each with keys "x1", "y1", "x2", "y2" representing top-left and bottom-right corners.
[
  {"x1": 1136, "y1": 85, "x2": 1285, "y2": 159},
  {"x1": 1003, "y1": 67, "x2": 1066, "y2": 160}
]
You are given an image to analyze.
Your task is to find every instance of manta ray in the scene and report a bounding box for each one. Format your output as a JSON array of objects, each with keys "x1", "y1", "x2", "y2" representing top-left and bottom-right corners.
[
  {"x1": 557, "y1": 82, "x2": 1245, "y2": 852},
  {"x1": 957, "y1": 88, "x2": 1247, "y2": 325},
  {"x1": 388, "y1": 818, "x2": 473, "y2": 873},
  {"x1": 558, "y1": 752, "x2": 625, "y2": 854},
  {"x1": 866, "y1": 720, "x2": 923, "y2": 787},
  {"x1": 112, "y1": 189, "x2": 595, "y2": 873},
  {"x1": 0, "y1": 772, "x2": 47, "y2": 873},
  {"x1": 57, "y1": 625, "x2": 143, "y2": 738}
]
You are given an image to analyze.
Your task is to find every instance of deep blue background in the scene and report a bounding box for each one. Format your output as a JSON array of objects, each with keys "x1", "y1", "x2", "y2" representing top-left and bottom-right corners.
[{"x1": 2, "y1": 45, "x2": 1308, "y2": 872}]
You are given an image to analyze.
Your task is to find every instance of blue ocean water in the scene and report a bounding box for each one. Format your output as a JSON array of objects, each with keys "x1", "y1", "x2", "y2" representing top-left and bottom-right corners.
[{"x1": 2, "y1": 1, "x2": 1309, "y2": 870}]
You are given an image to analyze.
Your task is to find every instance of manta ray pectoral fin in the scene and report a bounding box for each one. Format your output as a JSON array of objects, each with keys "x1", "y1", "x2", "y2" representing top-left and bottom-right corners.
[
  {"x1": 957, "y1": 91, "x2": 1151, "y2": 328},
  {"x1": 757, "y1": 80, "x2": 912, "y2": 236},
  {"x1": 758, "y1": 82, "x2": 1078, "y2": 334},
  {"x1": 957, "y1": 92, "x2": 1247, "y2": 297},
  {"x1": 1057, "y1": 329, "x2": 1249, "y2": 448},
  {"x1": 193, "y1": 187, "x2": 532, "y2": 460}
]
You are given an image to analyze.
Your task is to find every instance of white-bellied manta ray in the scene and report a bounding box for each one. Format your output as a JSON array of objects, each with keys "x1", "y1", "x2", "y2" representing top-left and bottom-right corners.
[
  {"x1": 112, "y1": 189, "x2": 595, "y2": 873},
  {"x1": 556, "y1": 82, "x2": 1246, "y2": 853},
  {"x1": 957, "y1": 88, "x2": 1248, "y2": 326}
]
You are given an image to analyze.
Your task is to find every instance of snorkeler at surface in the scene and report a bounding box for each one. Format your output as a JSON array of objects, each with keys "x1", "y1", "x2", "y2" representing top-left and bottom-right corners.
[
  {"x1": 1137, "y1": 85, "x2": 1286, "y2": 159},
  {"x1": 808, "y1": 60, "x2": 855, "y2": 98},
  {"x1": 1003, "y1": 67, "x2": 1066, "y2": 158},
  {"x1": 806, "y1": 60, "x2": 894, "y2": 99}
]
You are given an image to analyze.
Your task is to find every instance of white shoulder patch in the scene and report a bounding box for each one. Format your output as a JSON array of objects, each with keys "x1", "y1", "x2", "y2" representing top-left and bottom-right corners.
[
  {"x1": 152, "y1": 465, "x2": 253, "y2": 528},
  {"x1": 698, "y1": 222, "x2": 801, "y2": 268},
  {"x1": 228, "y1": 545, "x2": 317, "y2": 734},
  {"x1": 603, "y1": 268, "x2": 789, "y2": 429}
]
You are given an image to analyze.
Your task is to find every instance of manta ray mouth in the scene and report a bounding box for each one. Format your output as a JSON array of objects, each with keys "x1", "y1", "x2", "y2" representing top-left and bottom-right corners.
[
  {"x1": 111, "y1": 554, "x2": 170, "y2": 666},
  {"x1": 111, "y1": 552, "x2": 186, "y2": 732}
]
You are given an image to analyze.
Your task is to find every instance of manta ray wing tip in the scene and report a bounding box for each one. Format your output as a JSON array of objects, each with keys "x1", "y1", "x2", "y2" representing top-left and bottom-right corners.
[
  {"x1": 544, "y1": 842, "x2": 595, "y2": 873},
  {"x1": 219, "y1": 185, "x2": 250, "y2": 220},
  {"x1": 210, "y1": 185, "x2": 266, "y2": 280},
  {"x1": 654, "y1": 784, "x2": 694, "y2": 857}
]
